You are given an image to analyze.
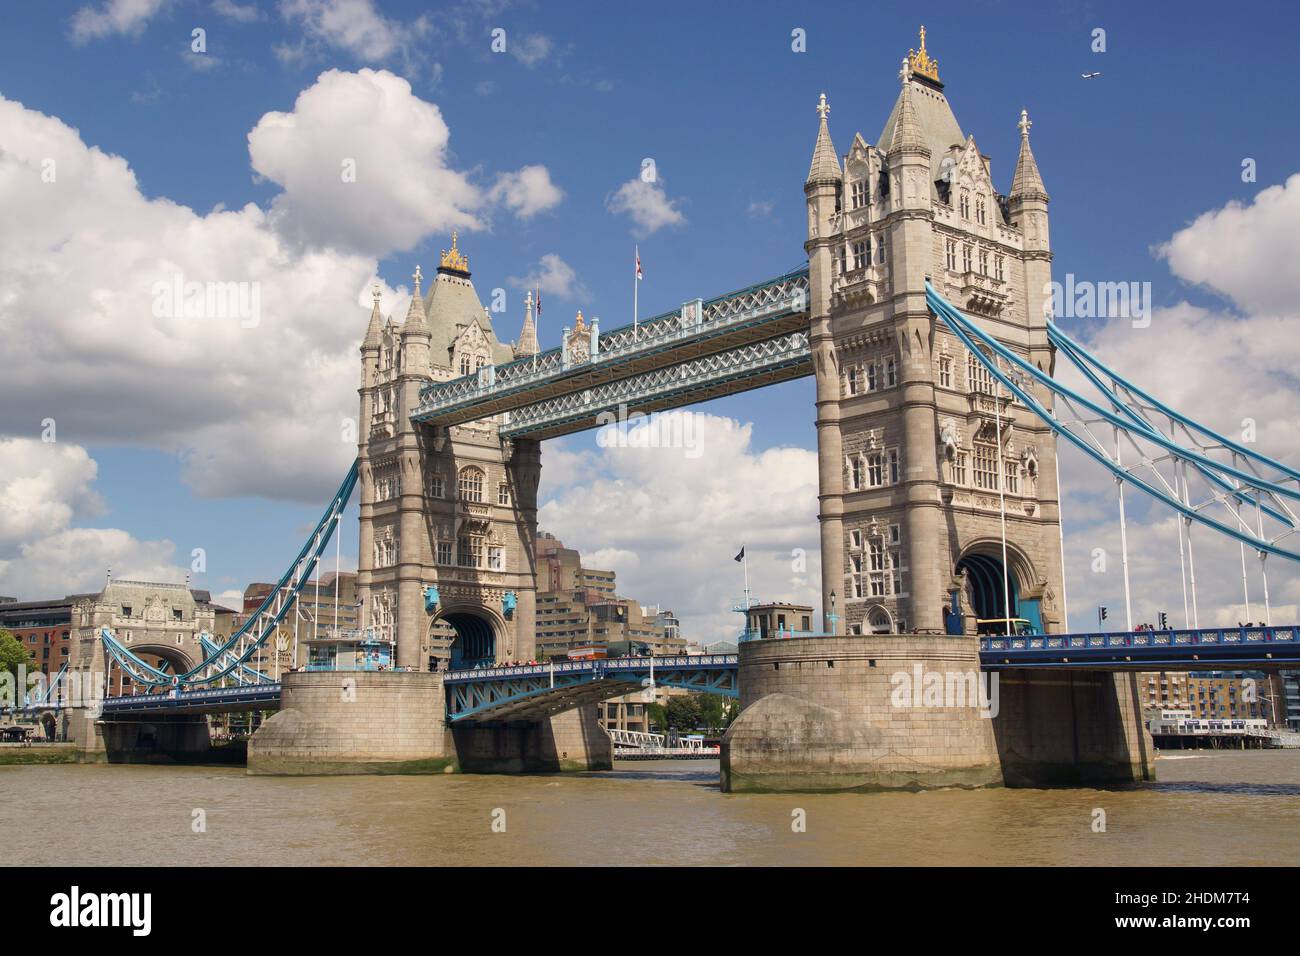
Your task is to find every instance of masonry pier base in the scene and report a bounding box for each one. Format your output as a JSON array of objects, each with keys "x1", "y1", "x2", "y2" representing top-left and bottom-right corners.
[
  {"x1": 720, "y1": 635, "x2": 1154, "y2": 793},
  {"x1": 247, "y1": 670, "x2": 610, "y2": 775}
]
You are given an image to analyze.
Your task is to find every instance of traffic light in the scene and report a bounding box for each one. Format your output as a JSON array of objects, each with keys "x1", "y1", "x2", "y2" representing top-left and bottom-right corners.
[
  {"x1": 1099, "y1": 606, "x2": 1108, "y2": 621},
  {"x1": 1158, "y1": 611, "x2": 1169, "y2": 630}
]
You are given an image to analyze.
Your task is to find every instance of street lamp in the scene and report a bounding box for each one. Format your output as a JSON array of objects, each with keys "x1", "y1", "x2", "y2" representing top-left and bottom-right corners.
[{"x1": 827, "y1": 589, "x2": 839, "y2": 635}]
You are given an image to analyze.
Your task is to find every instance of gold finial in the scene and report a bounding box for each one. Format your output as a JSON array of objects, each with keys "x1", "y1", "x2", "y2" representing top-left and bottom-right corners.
[
  {"x1": 816, "y1": 92, "x2": 830, "y2": 119},
  {"x1": 907, "y1": 25, "x2": 940, "y2": 82},
  {"x1": 439, "y1": 230, "x2": 469, "y2": 272}
]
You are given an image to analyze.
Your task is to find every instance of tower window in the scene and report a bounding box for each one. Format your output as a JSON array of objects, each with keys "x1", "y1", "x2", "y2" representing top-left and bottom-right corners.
[
  {"x1": 973, "y1": 443, "x2": 998, "y2": 491},
  {"x1": 995, "y1": 255, "x2": 1005, "y2": 281},
  {"x1": 851, "y1": 179, "x2": 868, "y2": 209},
  {"x1": 867, "y1": 363, "x2": 879, "y2": 391},
  {"x1": 960, "y1": 191, "x2": 970, "y2": 219},
  {"x1": 851, "y1": 240, "x2": 869, "y2": 271},
  {"x1": 939, "y1": 356, "x2": 953, "y2": 388},
  {"x1": 962, "y1": 244, "x2": 972, "y2": 272},
  {"x1": 976, "y1": 198, "x2": 986, "y2": 225},
  {"x1": 458, "y1": 466, "x2": 485, "y2": 503},
  {"x1": 885, "y1": 356, "x2": 897, "y2": 387},
  {"x1": 497, "y1": 482, "x2": 510, "y2": 505},
  {"x1": 427, "y1": 474, "x2": 444, "y2": 498},
  {"x1": 850, "y1": 457, "x2": 864, "y2": 490},
  {"x1": 967, "y1": 351, "x2": 996, "y2": 395},
  {"x1": 867, "y1": 453, "x2": 884, "y2": 487},
  {"x1": 457, "y1": 536, "x2": 483, "y2": 568},
  {"x1": 945, "y1": 240, "x2": 957, "y2": 271},
  {"x1": 847, "y1": 367, "x2": 862, "y2": 396}
]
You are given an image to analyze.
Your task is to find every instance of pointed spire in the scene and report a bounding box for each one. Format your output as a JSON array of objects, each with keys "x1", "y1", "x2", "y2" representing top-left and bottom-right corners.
[
  {"x1": 404, "y1": 264, "x2": 427, "y2": 331},
  {"x1": 1011, "y1": 109, "x2": 1048, "y2": 200},
  {"x1": 516, "y1": 288, "x2": 539, "y2": 357},
  {"x1": 363, "y1": 283, "x2": 383, "y2": 348},
  {"x1": 805, "y1": 92, "x2": 842, "y2": 186},
  {"x1": 888, "y1": 59, "x2": 929, "y2": 156}
]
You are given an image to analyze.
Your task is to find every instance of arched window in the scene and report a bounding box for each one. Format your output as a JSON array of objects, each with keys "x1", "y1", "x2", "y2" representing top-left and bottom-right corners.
[{"x1": 458, "y1": 466, "x2": 485, "y2": 503}]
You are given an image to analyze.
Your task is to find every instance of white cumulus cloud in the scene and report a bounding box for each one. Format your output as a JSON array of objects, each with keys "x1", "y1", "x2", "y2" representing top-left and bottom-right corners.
[
  {"x1": 605, "y1": 177, "x2": 686, "y2": 236},
  {"x1": 538, "y1": 412, "x2": 819, "y2": 642},
  {"x1": 488, "y1": 165, "x2": 563, "y2": 220},
  {"x1": 508, "y1": 253, "x2": 588, "y2": 301},
  {"x1": 69, "y1": 0, "x2": 170, "y2": 44}
]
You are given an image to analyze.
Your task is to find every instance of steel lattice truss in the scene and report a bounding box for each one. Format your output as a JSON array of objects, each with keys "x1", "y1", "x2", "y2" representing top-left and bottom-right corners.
[
  {"x1": 412, "y1": 269, "x2": 810, "y2": 427},
  {"x1": 444, "y1": 655, "x2": 739, "y2": 722},
  {"x1": 928, "y1": 281, "x2": 1300, "y2": 563},
  {"x1": 500, "y1": 332, "x2": 812, "y2": 439},
  {"x1": 100, "y1": 462, "x2": 359, "y2": 690}
]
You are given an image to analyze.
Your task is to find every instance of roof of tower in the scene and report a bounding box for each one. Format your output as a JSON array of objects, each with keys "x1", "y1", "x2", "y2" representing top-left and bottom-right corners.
[
  {"x1": 363, "y1": 284, "x2": 383, "y2": 348},
  {"x1": 516, "y1": 289, "x2": 539, "y2": 357},
  {"x1": 1010, "y1": 109, "x2": 1049, "y2": 200},
  {"x1": 420, "y1": 234, "x2": 514, "y2": 367},
  {"x1": 878, "y1": 28, "x2": 964, "y2": 193},
  {"x1": 403, "y1": 265, "x2": 427, "y2": 331},
  {"x1": 887, "y1": 61, "x2": 930, "y2": 155},
  {"x1": 805, "y1": 92, "x2": 842, "y2": 185}
]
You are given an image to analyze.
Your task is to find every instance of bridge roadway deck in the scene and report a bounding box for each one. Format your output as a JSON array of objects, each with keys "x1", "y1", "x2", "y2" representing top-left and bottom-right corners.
[{"x1": 90, "y1": 626, "x2": 1300, "y2": 718}]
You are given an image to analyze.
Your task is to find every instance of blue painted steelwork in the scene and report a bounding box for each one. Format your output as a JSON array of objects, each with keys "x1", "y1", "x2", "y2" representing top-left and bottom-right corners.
[
  {"x1": 412, "y1": 269, "x2": 810, "y2": 429},
  {"x1": 926, "y1": 282, "x2": 1300, "y2": 561},
  {"x1": 198, "y1": 632, "x2": 272, "y2": 685},
  {"x1": 444, "y1": 654, "x2": 739, "y2": 722},
  {"x1": 423, "y1": 586, "x2": 440, "y2": 613},
  {"x1": 498, "y1": 332, "x2": 811, "y2": 440},
  {"x1": 980, "y1": 625, "x2": 1300, "y2": 669},
  {"x1": 100, "y1": 683, "x2": 282, "y2": 715},
  {"x1": 24, "y1": 662, "x2": 68, "y2": 709},
  {"x1": 98, "y1": 461, "x2": 359, "y2": 689}
]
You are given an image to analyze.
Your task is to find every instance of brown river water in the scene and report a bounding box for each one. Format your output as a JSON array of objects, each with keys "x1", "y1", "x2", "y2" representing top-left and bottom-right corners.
[{"x1": 4, "y1": 750, "x2": 1300, "y2": 866}]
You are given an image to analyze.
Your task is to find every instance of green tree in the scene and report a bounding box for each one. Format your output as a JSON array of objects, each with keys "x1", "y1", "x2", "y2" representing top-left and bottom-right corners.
[
  {"x1": 646, "y1": 702, "x2": 669, "y2": 734},
  {"x1": 0, "y1": 628, "x2": 34, "y2": 681},
  {"x1": 665, "y1": 695, "x2": 702, "y2": 731},
  {"x1": 699, "y1": 693, "x2": 727, "y2": 734},
  {"x1": 0, "y1": 628, "x2": 37, "y2": 704}
]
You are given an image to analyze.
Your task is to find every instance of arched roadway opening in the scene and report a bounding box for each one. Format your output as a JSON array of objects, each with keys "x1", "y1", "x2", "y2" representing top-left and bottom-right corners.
[
  {"x1": 954, "y1": 542, "x2": 1041, "y2": 634},
  {"x1": 433, "y1": 608, "x2": 499, "y2": 668}
]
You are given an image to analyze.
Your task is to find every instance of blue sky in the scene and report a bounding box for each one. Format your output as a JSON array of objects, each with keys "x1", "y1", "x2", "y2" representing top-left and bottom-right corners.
[{"x1": 1, "y1": 0, "x2": 1298, "y2": 638}]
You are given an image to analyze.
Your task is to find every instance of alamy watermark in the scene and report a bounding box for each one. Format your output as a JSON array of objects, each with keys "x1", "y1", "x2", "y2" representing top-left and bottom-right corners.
[
  {"x1": 1044, "y1": 274, "x2": 1152, "y2": 328},
  {"x1": 152, "y1": 273, "x2": 261, "y2": 328},
  {"x1": 890, "y1": 665, "x2": 1000, "y2": 718},
  {"x1": 595, "y1": 404, "x2": 703, "y2": 459}
]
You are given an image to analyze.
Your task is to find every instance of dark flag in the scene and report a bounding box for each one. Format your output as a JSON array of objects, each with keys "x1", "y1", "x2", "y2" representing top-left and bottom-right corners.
[{"x1": 734, "y1": 546, "x2": 745, "y2": 562}]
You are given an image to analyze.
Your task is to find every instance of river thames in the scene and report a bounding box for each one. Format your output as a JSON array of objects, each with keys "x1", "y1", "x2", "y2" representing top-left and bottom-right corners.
[{"x1": 5, "y1": 750, "x2": 1300, "y2": 866}]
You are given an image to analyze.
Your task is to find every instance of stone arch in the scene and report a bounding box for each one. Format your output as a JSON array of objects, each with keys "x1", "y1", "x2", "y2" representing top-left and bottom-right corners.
[
  {"x1": 117, "y1": 641, "x2": 199, "y2": 677},
  {"x1": 865, "y1": 603, "x2": 895, "y2": 635},
  {"x1": 954, "y1": 539, "x2": 1039, "y2": 634},
  {"x1": 430, "y1": 602, "x2": 505, "y2": 669}
]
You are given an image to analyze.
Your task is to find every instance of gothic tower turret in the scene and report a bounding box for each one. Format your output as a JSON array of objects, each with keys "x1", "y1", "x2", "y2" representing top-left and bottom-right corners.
[{"x1": 805, "y1": 92, "x2": 846, "y2": 632}]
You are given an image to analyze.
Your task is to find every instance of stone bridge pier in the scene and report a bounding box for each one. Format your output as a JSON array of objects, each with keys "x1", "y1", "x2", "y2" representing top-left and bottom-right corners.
[
  {"x1": 248, "y1": 670, "x2": 610, "y2": 775},
  {"x1": 721, "y1": 634, "x2": 1153, "y2": 792}
]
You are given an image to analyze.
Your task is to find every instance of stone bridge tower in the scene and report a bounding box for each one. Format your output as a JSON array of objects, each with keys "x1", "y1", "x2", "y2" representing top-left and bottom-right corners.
[
  {"x1": 356, "y1": 235, "x2": 541, "y2": 670},
  {"x1": 805, "y1": 28, "x2": 1067, "y2": 637}
]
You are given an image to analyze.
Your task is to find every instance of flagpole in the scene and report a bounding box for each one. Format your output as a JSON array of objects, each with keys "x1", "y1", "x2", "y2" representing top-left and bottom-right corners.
[
  {"x1": 633, "y1": 245, "x2": 639, "y2": 339},
  {"x1": 743, "y1": 548, "x2": 751, "y2": 610}
]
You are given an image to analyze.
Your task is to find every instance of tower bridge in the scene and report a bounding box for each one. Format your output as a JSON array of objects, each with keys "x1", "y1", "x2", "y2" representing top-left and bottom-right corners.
[{"x1": 65, "y1": 28, "x2": 1300, "y2": 789}]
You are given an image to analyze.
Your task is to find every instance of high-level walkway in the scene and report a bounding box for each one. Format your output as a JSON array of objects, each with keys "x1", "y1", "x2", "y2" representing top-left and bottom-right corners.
[{"x1": 411, "y1": 269, "x2": 811, "y2": 439}]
